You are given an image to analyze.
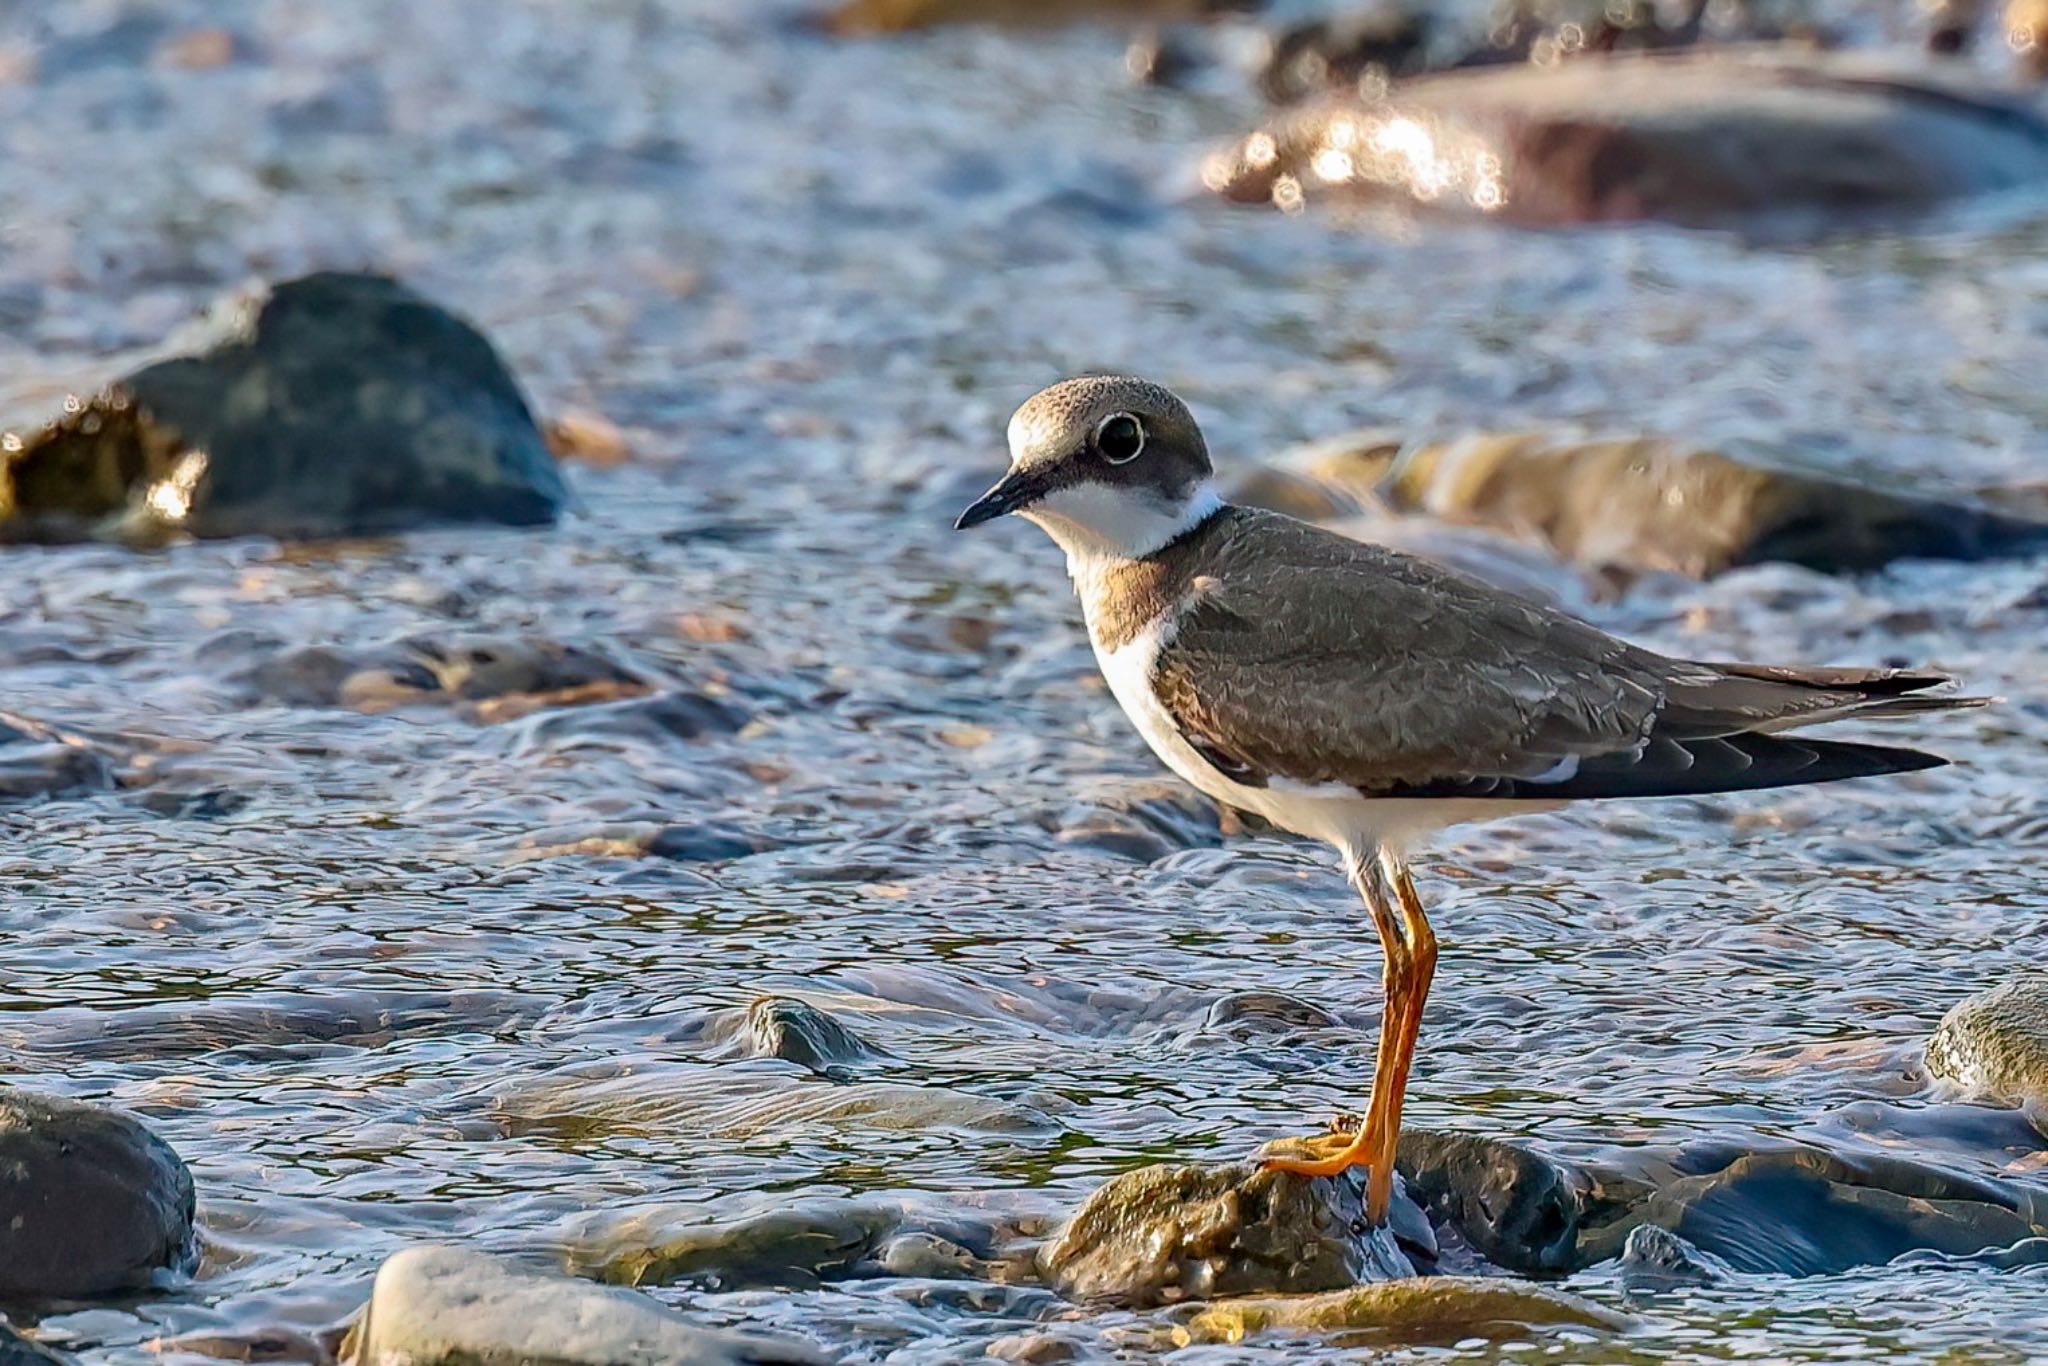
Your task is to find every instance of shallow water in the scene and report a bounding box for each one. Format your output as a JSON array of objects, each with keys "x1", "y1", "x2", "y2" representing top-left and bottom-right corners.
[{"x1": 3, "y1": 1, "x2": 2048, "y2": 1361}]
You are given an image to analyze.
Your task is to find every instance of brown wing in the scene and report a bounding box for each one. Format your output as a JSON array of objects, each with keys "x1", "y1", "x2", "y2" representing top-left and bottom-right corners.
[{"x1": 1151, "y1": 511, "x2": 1977, "y2": 800}]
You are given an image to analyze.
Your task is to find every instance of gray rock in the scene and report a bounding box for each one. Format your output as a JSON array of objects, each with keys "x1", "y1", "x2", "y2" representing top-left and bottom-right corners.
[
  {"x1": 743, "y1": 997, "x2": 885, "y2": 1073},
  {"x1": 1036, "y1": 1159, "x2": 1414, "y2": 1308},
  {"x1": 1396, "y1": 1129, "x2": 1607, "y2": 1275},
  {"x1": 1202, "y1": 990, "x2": 1343, "y2": 1040},
  {"x1": 1402, "y1": 1122, "x2": 2048, "y2": 1279},
  {"x1": 1210, "y1": 51, "x2": 2048, "y2": 233},
  {"x1": 0, "y1": 712, "x2": 115, "y2": 803},
  {"x1": 240, "y1": 633, "x2": 647, "y2": 716},
  {"x1": 0, "y1": 272, "x2": 570, "y2": 543},
  {"x1": 347, "y1": 1245, "x2": 823, "y2": 1366},
  {"x1": 873, "y1": 1231, "x2": 989, "y2": 1280},
  {"x1": 563, "y1": 1198, "x2": 901, "y2": 1289},
  {"x1": 1624, "y1": 1145, "x2": 2046, "y2": 1277},
  {"x1": 1927, "y1": 977, "x2": 2048, "y2": 1104},
  {"x1": 0, "y1": 1090, "x2": 195, "y2": 1298},
  {"x1": 1616, "y1": 1224, "x2": 1732, "y2": 1289}
]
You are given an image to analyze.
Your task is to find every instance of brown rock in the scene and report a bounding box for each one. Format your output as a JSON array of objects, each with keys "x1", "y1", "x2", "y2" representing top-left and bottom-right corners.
[
  {"x1": 1172, "y1": 1277, "x2": 1629, "y2": 1347},
  {"x1": 1207, "y1": 51, "x2": 2048, "y2": 231},
  {"x1": 1036, "y1": 1159, "x2": 1412, "y2": 1308}
]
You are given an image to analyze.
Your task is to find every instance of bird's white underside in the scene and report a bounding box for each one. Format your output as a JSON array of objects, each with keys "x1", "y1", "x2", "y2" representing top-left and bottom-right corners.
[{"x1": 1091, "y1": 609, "x2": 1547, "y2": 859}]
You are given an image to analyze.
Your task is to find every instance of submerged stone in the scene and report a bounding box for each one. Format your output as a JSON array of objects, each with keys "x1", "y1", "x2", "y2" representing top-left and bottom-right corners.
[
  {"x1": 346, "y1": 1244, "x2": 824, "y2": 1365},
  {"x1": 1397, "y1": 1129, "x2": 1612, "y2": 1275},
  {"x1": 565, "y1": 1198, "x2": 903, "y2": 1290},
  {"x1": 1615, "y1": 1224, "x2": 1733, "y2": 1289},
  {"x1": 0, "y1": 1090, "x2": 196, "y2": 1298},
  {"x1": 495, "y1": 1056, "x2": 1059, "y2": 1144},
  {"x1": 742, "y1": 997, "x2": 886, "y2": 1072},
  {"x1": 1208, "y1": 51, "x2": 2048, "y2": 232},
  {"x1": 1926, "y1": 977, "x2": 2048, "y2": 1104},
  {"x1": 1297, "y1": 428, "x2": 2048, "y2": 578},
  {"x1": 240, "y1": 633, "x2": 647, "y2": 718},
  {"x1": 0, "y1": 1324, "x2": 70, "y2": 1364},
  {"x1": 0, "y1": 711, "x2": 116, "y2": 802},
  {"x1": 1171, "y1": 1276, "x2": 1628, "y2": 1347},
  {"x1": 1402, "y1": 1120, "x2": 2048, "y2": 1279},
  {"x1": 0, "y1": 272, "x2": 570, "y2": 544},
  {"x1": 1050, "y1": 777, "x2": 1231, "y2": 862},
  {"x1": 1036, "y1": 1158, "x2": 1415, "y2": 1308}
]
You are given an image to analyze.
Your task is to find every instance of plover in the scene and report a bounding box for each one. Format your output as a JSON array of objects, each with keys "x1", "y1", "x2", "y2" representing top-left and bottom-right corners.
[{"x1": 957, "y1": 375, "x2": 1983, "y2": 1224}]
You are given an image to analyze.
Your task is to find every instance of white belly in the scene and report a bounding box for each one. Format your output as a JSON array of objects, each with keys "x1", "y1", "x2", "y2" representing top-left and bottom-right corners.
[{"x1": 1092, "y1": 617, "x2": 1553, "y2": 855}]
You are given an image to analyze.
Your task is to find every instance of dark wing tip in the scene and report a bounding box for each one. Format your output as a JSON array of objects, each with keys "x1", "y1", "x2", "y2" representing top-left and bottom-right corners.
[{"x1": 1376, "y1": 732, "x2": 1954, "y2": 802}]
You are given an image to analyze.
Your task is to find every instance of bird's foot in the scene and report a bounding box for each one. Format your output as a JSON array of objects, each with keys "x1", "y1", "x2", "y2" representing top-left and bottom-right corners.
[{"x1": 1260, "y1": 1117, "x2": 1394, "y2": 1223}]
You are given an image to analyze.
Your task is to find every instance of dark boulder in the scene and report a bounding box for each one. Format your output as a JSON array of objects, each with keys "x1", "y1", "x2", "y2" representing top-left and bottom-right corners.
[
  {"x1": 1208, "y1": 51, "x2": 2048, "y2": 232},
  {"x1": 1397, "y1": 1120, "x2": 2048, "y2": 1278},
  {"x1": 0, "y1": 1090, "x2": 195, "y2": 1298},
  {"x1": 0, "y1": 273, "x2": 570, "y2": 544}
]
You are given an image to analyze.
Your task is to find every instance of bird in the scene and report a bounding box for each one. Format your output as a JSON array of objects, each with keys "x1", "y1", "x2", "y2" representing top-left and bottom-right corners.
[{"x1": 955, "y1": 374, "x2": 1984, "y2": 1226}]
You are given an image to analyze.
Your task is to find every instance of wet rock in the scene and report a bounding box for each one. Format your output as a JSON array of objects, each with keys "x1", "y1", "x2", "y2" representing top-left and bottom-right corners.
[
  {"x1": 0, "y1": 273, "x2": 570, "y2": 544},
  {"x1": 875, "y1": 1230, "x2": 991, "y2": 1280},
  {"x1": 1401, "y1": 1124, "x2": 2048, "y2": 1278},
  {"x1": 515, "y1": 689, "x2": 750, "y2": 746},
  {"x1": 564, "y1": 1197, "x2": 902, "y2": 1289},
  {"x1": 495, "y1": 1056, "x2": 1059, "y2": 1144},
  {"x1": 743, "y1": 997, "x2": 886, "y2": 1073},
  {"x1": 1396, "y1": 1130, "x2": 1609, "y2": 1275},
  {"x1": 1036, "y1": 1159, "x2": 1414, "y2": 1308},
  {"x1": 0, "y1": 1325, "x2": 70, "y2": 1365},
  {"x1": 1296, "y1": 428, "x2": 2048, "y2": 579},
  {"x1": 1050, "y1": 778, "x2": 1230, "y2": 862},
  {"x1": 1202, "y1": 990, "x2": 1343, "y2": 1040},
  {"x1": 1208, "y1": 52, "x2": 2048, "y2": 232},
  {"x1": 984, "y1": 1332, "x2": 1075, "y2": 1362},
  {"x1": 1615, "y1": 1224, "x2": 1732, "y2": 1289},
  {"x1": 1171, "y1": 1277, "x2": 1628, "y2": 1346},
  {"x1": 0, "y1": 1090, "x2": 196, "y2": 1297},
  {"x1": 1926, "y1": 977, "x2": 2048, "y2": 1103},
  {"x1": 0, "y1": 711, "x2": 116, "y2": 802},
  {"x1": 151, "y1": 1326, "x2": 333, "y2": 1363},
  {"x1": 346, "y1": 1244, "x2": 823, "y2": 1365},
  {"x1": 1617, "y1": 1144, "x2": 2046, "y2": 1276},
  {"x1": 241, "y1": 634, "x2": 648, "y2": 718}
]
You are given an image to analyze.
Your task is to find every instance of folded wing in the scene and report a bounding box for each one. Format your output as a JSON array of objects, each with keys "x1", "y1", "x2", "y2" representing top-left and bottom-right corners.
[{"x1": 1151, "y1": 512, "x2": 1981, "y2": 802}]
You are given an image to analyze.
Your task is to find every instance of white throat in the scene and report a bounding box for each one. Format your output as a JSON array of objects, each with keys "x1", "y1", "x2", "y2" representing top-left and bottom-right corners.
[{"x1": 1021, "y1": 479, "x2": 1223, "y2": 574}]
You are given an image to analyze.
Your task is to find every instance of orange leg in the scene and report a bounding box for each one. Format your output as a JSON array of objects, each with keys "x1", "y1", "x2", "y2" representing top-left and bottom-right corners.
[{"x1": 1263, "y1": 846, "x2": 1433, "y2": 1225}]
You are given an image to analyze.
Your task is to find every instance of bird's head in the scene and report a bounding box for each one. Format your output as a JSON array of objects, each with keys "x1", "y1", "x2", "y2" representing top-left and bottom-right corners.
[{"x1": 954, "y1": 375, "x2": 1219, "y2": 562}]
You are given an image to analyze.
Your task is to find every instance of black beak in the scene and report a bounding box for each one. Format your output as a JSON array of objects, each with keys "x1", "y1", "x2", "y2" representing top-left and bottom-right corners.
[{"x1": 954, "y1": 468, "x2": 1045, "y2": 531}]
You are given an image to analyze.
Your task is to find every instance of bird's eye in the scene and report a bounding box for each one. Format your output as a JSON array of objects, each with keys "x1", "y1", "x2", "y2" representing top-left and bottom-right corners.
[{"x1": 1095, "y1": 412, "x2": 1146, "y2": 464}]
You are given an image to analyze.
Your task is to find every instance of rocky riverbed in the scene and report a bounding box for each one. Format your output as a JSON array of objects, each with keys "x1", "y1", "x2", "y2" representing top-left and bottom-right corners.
[{"x1": 3, "y1": 1, "x2": 2048, "y2": 1363}]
